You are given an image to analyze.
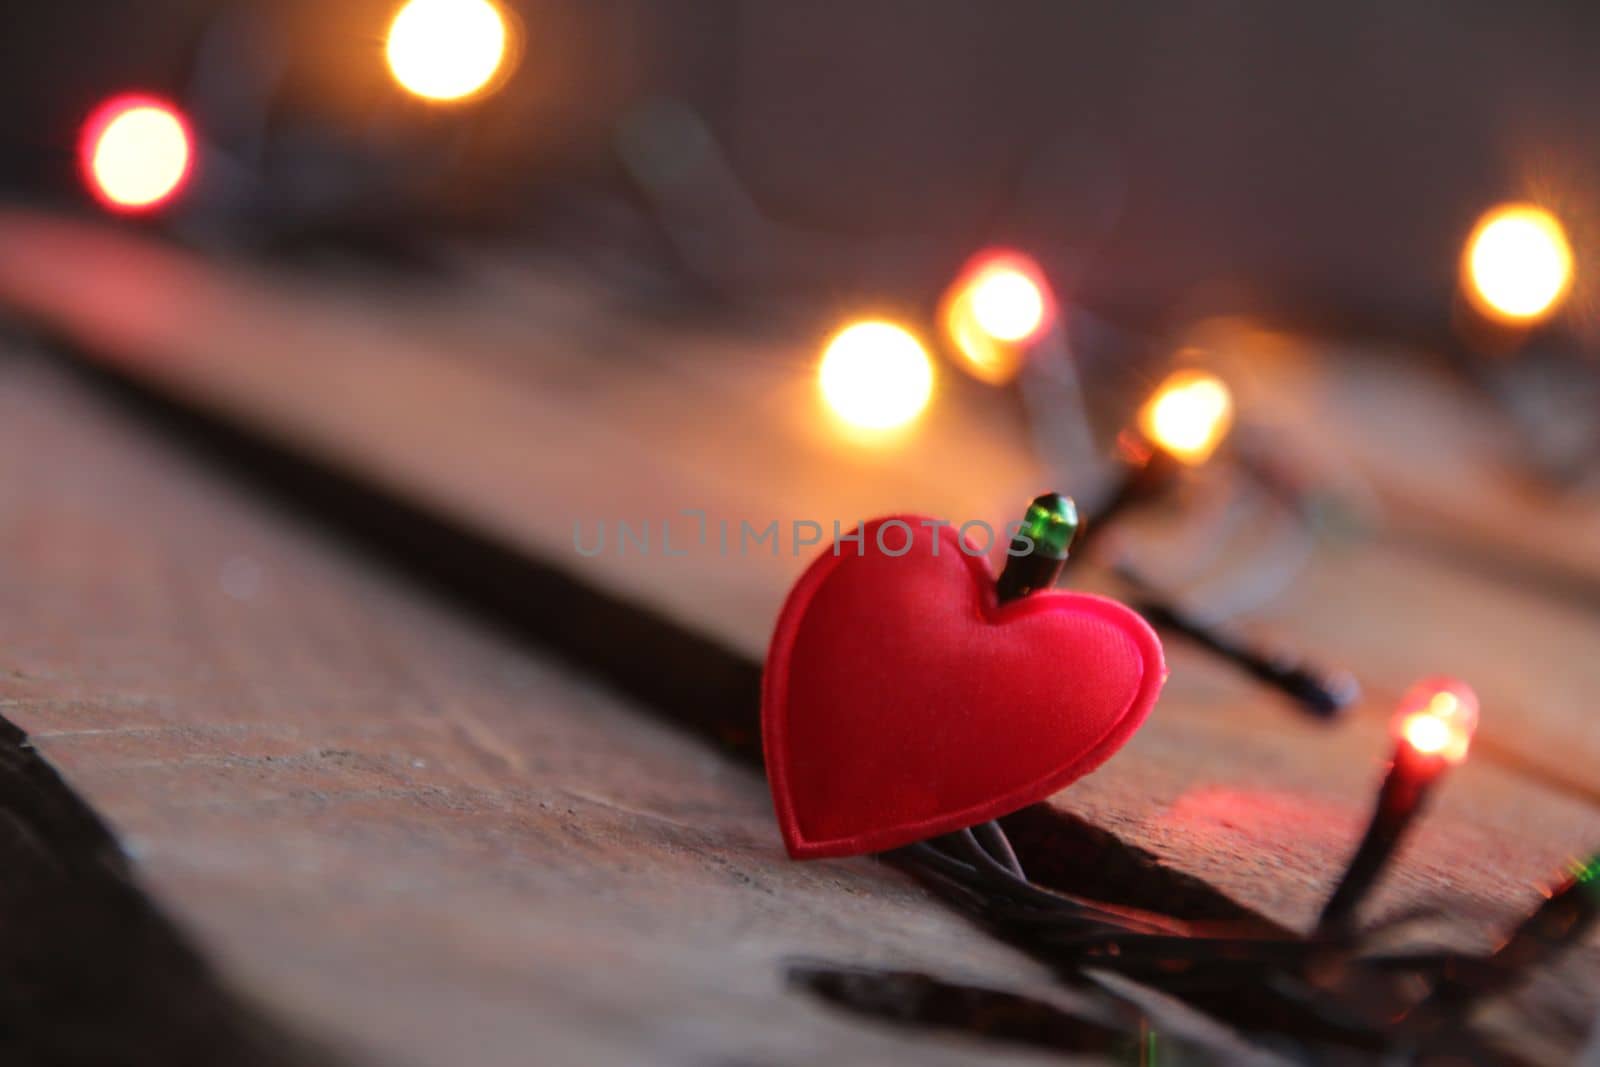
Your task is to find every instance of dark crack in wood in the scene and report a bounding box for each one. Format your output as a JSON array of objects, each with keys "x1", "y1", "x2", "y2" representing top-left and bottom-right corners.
[{"x1": 0, "y1": 715, "x2": 344, "y2": 1067}]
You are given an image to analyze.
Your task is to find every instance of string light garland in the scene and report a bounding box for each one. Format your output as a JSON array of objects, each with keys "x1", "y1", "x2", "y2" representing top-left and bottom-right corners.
[
  {"x1": 872, "y1": 519, "x2": 1587, "y2": 1055},
  {"x1": 941, "y1": 250, "x2": 1104, "y2": 480},
  {"x1": 1072, "y1": 367, "x2": 1234, "y2": 560},
  {"x1": 1044, "y1": 363, "x2": 1356, "y2": 715},
  {"x1": 1317, "y1": 677, "x2": 1478, "y2": 934},
  {"x1": 934, "y1": 263, "x2": 1341, "y2": 719},
  {"x1": 1406, "y1": 852, "x2": 1600, "y2": 1032},
  {"x1": 936, "y1": 268, "x2": 1353, "y2": 720},
  {"x1": 1116, "y1": 565, "x2": 1360, "y2": 719}
]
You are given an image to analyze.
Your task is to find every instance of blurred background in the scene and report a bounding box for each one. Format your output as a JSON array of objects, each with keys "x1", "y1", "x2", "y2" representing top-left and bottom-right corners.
[{"x1": 7, "y1": 0, "x2": 1600, "y2": 335}]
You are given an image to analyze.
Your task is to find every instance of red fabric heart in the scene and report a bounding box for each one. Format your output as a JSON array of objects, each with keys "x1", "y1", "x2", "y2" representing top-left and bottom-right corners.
[{"x1": 762, "y1": 517, "x2": 1166, "y2": 859}]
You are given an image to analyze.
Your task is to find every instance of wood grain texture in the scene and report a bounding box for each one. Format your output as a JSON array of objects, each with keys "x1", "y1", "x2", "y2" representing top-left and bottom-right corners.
[
  {"x1": 0, "y1": 712, "x2": 339, "y2": 1067},
  {"x1": 1238, "y1": 329, "x2": 1600, "y2": 605},
  {"x1": 1, "y1": 210, "x2": 1598, "y2": 1054}
]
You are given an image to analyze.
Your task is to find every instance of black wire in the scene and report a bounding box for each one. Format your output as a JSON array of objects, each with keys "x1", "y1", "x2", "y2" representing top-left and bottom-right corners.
[
  {"x1": 872, "y1": 518, "x2": 1584, "y2": 1056},
  {"x1": 892, "y1": 820, "x2": 1505, "y2": 988},
  {"x1": 971, "y1": 820, "x2": 1025, "y2": 879}
]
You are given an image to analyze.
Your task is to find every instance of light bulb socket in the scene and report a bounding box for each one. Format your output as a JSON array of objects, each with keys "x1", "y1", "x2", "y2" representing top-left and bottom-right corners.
[{"x1": 996, "y1": 493, "x2": 1079, "y2": 604}]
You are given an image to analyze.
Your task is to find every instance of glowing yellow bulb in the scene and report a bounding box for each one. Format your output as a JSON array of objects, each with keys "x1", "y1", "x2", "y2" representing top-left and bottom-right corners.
[
  {"x1": 818, "y1": 321, "x2": 935, "y2": 432},
  {"x1": 941, "y1": 252, "x2": 1054, "y2": 385},
  {"x1": 1394, "y1": 677, "x2": 1478, "y2": 765},
  {"x1": 1402, "y1": 713, "x2": 1452, "y2": 756},
  {"x1": 969, "y1": 266, "x2": 1047, "y2": 343},
  {"x1": 1138, "y1": 369, "x2": 1234, "y2": 465},
  {"x1": 81, "y1": 97, "x2": 193, "y2": 212},
  {"x1": 1463, "y1": 204, "x2": 1574, "y2": 324},
  {"x1": 386, "y1": 0, "x2": 510, "y2": 103}
]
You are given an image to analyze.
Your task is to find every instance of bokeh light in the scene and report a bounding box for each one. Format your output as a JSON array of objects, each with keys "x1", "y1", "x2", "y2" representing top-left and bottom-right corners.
[
  {"x1": 969, "y1": 263, "x2": 1047, "y2": 342},
  {"x1": 79, "y1": 95, "x2": 193, "y2": 213},
  {"x1": 818, "y1": 321, "x2": 935, "y2": 432},
  {"x1": 1394, "y1": 677, "x2": 1479, "y2": 765},
  {"x1": 941, "y1": 251, "x2": 1054, "y2": 385},
  {"x1": 386, "y1": 0, "x2": 511, "y2": 103},
  {"x1": 1138, "y1": 368, "x2": 1234, "y2": 465},
  {"x1": 1463, "y1": 204, "x2": 1574, "y2": 324}
]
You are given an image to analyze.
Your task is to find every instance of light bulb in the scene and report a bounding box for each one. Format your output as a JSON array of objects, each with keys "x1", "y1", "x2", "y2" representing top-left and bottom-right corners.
[
  {"x1": 1138, "y1": 369, "x2": 1234, "y2": 465},
  {"x1": 1393, "y1": 676, "x2": 1478, "y2": 765},
  {"x1": 1463, "y1": 204, "x2": 1574, "y2": 325},
  {"x1": 941, "y1": 251, "x2": 1054, "y2": 385},
  {"x1": 80, "y1": 95, "x2": 194, "y2": 212},
  {"x1": 818, "y1": 320, "x2": 935, "y2": 433},
  {"x1": 387, "y1": 0, "x2": 511, "y2": 103}
]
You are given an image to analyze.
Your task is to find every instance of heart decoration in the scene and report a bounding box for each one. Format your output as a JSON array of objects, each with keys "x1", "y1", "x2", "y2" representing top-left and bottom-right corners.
[{"x1": 762, "y1": 516, "x2": 1166, "y2": 859}]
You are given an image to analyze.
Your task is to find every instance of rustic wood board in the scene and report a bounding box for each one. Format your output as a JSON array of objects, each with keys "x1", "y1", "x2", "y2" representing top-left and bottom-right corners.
[
  {"x1": 1, "y1": 210, "x2": 1598, "y2": 1053},
  {"x1": 0, "y1": 350, "x2": 1225, "y2": 1065},
  {"x1": 1231, "y1": 326, "x2": 1600, "y2": 603},
  {"x1": 0, "y1": 210, "x2": 1044, "y2": 657}
]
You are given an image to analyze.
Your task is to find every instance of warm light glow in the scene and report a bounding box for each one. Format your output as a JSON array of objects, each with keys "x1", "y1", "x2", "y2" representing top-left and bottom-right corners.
[
  {"x1": 1138, "y1": 369, "x2": 1234, "y2": 465},
  {"x1": 818, "y1": 321, "x2": 935, "y2": 432},
  {"x1": 79, "y1": 96, "x2": 193, "y2": 212},
  {"x1": 386, "y1": 0, "x2": 510, "y2": 102},
  {"x1": 1393, "y1": 677, "x2": 1479, "y2": 765},
  {"x1": 969, "y1": 264, "x2": 1047, "y2": 342},
  {"x1": 941, "y1": 252, "x2": 1054, "y2": 385},
  {"x1": 1463, "y1": 204, "x2": 1574, "y2": 324},
  {"x1": 1401, "y1": 713, "x2": 1453, "y2": 756}
]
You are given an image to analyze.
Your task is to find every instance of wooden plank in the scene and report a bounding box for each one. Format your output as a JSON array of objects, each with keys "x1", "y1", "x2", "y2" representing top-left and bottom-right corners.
[
  {"x1": 0, "y1": 210, "x2": 1043, "y2": 655},
  {"x1": 1235, "y1": 328, "x2": 1600, "y2": 604},
  {"x1": 1, "y1": 211, "x2": 1598, "y2": 1051},
  {"x1": 0, "y1": 350, "x2": 1231, "y2": 1065}
]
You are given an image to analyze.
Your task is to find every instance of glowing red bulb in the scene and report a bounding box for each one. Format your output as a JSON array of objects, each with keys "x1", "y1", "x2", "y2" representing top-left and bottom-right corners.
[
  {"x1": 79, "y1": 94, "x2": 194, "y2": 213},
  {"x1": 1392, "y1": 677, "x2": 1478, "y2": 765}
]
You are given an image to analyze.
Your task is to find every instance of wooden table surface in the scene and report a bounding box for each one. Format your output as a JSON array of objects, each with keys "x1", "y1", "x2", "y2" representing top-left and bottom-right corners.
[
  {"x1": 0, "y1": 209, "x2": 1597, "y2": 1062},
  {"x1": 3, "y1": 351, "x2": 1177, "y2": 1066}
]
